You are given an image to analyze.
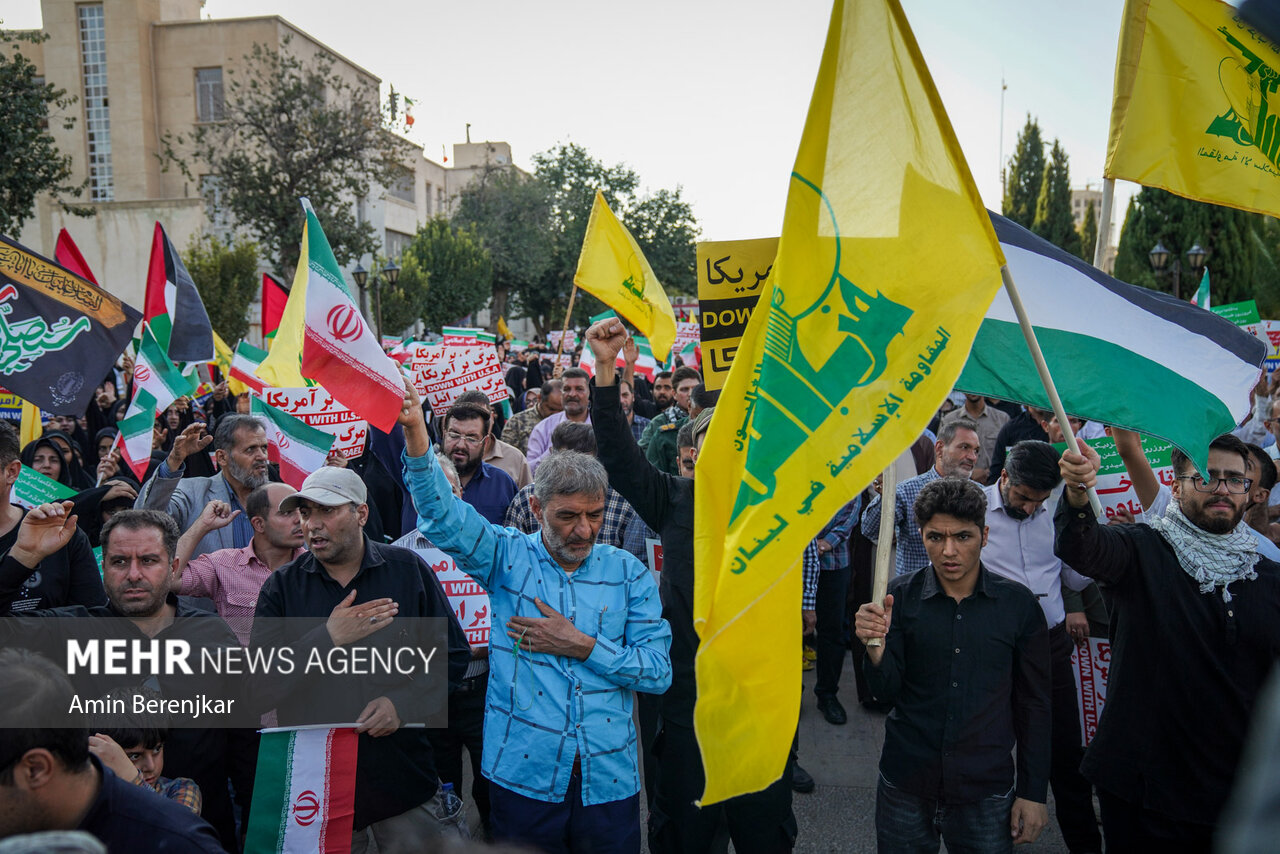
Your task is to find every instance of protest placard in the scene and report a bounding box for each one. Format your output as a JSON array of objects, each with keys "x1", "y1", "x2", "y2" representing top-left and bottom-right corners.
[
  {"x1": 1053, "y1": 435, "x2": 1174, "y2": 521},
  {"x1": 417, "y1": 545, "x2": 490, "y2": 649},
  {"x1": 695, "y1": 237, "x2": 776, "y2": 390},
  {"x1": 0, "y1": 388, "x2": 25, "y2": 426},
  {"x1": 408, "y1": 327, "x2": 509, "y2": 416},
  {"x1": 12, "y1": 465, "x2": 77, "y2": 510},
  {"x1": 645, "y1": 537, "x2": 663, "y2": 586},
  {"x1": 259, "y1": 387, "x2": 367, "y2": 459},
  {"x1": 1072, "y1": 637, "x2": 1111, "y2": 747},
  {"x1": 1212, "y1": 299, "x2": 1260, "y2": 325},
  {"x1": 1242, "y1": 319, "x2": 1280, "y2": 371}
]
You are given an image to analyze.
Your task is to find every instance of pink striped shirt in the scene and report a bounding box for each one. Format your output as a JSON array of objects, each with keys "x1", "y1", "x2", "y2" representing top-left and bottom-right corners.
[{"x1": 180, "y1": 543, "x2": 304, "y2": 645}]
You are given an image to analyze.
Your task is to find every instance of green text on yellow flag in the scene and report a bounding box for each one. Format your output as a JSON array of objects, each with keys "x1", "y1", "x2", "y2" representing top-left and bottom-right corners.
[{"x1": 691, "y1": 0, "x2": 1005, "y2": 805}]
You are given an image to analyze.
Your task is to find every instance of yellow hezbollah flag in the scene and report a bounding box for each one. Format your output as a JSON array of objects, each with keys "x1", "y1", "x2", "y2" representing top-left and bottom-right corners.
[
  {"x1": 573, "y1": 191, "x2": 677, "y2": 361},
  {"x1": 1106, "y1": 0, "x2": 1280, "y2": 217},
  {"x1": 211, "y1": 331, "x2": 247, "y2": 396},
  {"x1": 692, "y1": 0, "x2": 1004, "y2": 804},
  {"x1": 497, "y1": 316, "x2": 513, "y2": 340},
  {"x1": 256, "y1": 227, "x2": 310, "y2": 389}
]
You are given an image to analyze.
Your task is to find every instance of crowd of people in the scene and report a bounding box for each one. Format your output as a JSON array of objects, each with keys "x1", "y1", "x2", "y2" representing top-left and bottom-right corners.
[{"x1": 2, "y1": 317, "x2": 1280, "y2": 854}]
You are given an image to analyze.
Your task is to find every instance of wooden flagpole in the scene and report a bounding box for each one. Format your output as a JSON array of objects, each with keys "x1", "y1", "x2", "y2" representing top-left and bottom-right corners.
[
  {"x1": 1001, "y1": 264, "x2": 1104, "y2": 516},
  {"x1": 866, "y1": 463, "x2": 898, "y2": 648}
]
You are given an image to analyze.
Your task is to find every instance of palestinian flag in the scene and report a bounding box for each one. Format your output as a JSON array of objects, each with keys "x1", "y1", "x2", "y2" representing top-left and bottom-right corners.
[
  {"x1": 134, "y1": 325, "x2": 197, "y2": 414},
  {"x1": 144, "y1": 222, "x2": 215, "y2": 363},
  {"x1": 231, "y1": 342, "x2": 270, "y2": 394},
  {"x1": 54, "y1": 228, "x2": 98, "y2": 285},
  {"x1": 245, "y1": 727, "x2": 357, "y2": 854},
  {"x1": 956, "y1": 213, "x2": 1265, "y2": 473},
  {"x1": 115, "y1": 388, "x2": 159, "y2": 480},
  {"x1": 250, "y1": 396, "x2": 334, "y2": 489},
  {"x1": 263, "y1": 273, "x2": 289, "y2": 343},
  {"x1": 296, "y1": 200, "x2": 404, "y2": 432}
]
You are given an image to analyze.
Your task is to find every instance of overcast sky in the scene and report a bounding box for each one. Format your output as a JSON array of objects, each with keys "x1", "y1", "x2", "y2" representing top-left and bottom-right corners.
[{"x1": 8, "y1": 0, "x2": 1145, "y2": 243}]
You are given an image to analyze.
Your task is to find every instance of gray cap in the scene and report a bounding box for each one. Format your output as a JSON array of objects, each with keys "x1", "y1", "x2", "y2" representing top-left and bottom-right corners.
[{"x1": 279, "y1": 467, "x2": 367, "y2": 512}]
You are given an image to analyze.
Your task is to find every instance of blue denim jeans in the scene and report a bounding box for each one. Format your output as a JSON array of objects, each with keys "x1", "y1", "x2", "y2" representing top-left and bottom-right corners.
[{"x1": 875, "y1": 774, "x2": 1013, "y2": 854}]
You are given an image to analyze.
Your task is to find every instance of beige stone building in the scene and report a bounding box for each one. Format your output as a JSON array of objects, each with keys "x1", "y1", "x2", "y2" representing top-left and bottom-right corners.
[{"x1": 9, "y1": 0, "x2": 517, "y2": 340}]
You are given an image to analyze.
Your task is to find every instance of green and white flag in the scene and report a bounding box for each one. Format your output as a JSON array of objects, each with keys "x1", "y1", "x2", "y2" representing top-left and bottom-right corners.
[
  {"x1": 245, "y1": 727, "x2": 358, "y2": 854},
  {"x1": 250, "y1": 396, "x2": 335, "y2": 489},
  {"x1": 134, "y1": 324, "x2": 197, "y2": 414},
  {"x1": 12, "y1": 465, "x2": 76, "y2": 509},
  {"x1": 1192, "y1": 269, "x2": 1211, "y2": 310},
  {"x1": 116, "y1": 388, "x2": 160, "y2": 481},
  {"x1": 957, "y1": 214, "x2": 1265, "y2": 474}
]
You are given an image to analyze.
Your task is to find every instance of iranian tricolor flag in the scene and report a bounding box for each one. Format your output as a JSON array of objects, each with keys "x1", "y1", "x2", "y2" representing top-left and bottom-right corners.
[
  {"x1": 956, "y1": 213, "x2": 1265, "y2": 474},
  {"x1": 231, "y1": 342, "x2": 270, "y2": 394},
  {"x1": 134, "y1": 325, "x2": 197, "y2": 414},
  {"x1": 250, "y1": 396, "x2": 334, "y2": 489},
  {"x1": 115, "y1": 389, "x2": 159, "y2": 480},
  {"x1": 297, "y1": 200, "x2": 404, "y2": 431},
  {"x1": 245, "y1": 727, "x2": 357, "y2": 854}
]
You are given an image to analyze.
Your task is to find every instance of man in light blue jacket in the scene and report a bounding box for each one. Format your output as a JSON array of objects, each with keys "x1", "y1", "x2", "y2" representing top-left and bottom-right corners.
[{"x1": 399, "y1": 380, "x2": 671, "y2": 854}]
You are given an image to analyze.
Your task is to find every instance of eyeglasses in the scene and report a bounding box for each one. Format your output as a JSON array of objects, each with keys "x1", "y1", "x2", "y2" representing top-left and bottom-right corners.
[
  {"x1": 443, "y1": 430, "x2": 485, "y2": 447},
  {"x1": 1175, "y1": 474, "x2": 1253, "y2": 494}
]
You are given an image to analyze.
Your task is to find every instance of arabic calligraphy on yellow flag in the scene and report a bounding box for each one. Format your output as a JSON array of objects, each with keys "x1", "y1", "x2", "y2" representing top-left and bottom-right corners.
[
  {"x1": 573, "y1": 191, "x2": 677, "y2": 361},
  {"x1": 692, "y1": 0, "x2": 1004, "y2": 805},
  {"x1": 1106, "y1": 0, "x2": 1280, "y2": 217}
]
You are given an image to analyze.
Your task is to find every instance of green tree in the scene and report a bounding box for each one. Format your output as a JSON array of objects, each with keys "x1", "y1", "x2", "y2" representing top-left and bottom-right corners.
[
  {"x1": 1079, "y1": 195, "x2": 1098, "y2": 264},
  {"x1": 181, "y1": 234, "x2": 259, "y2": 342},
  {"x1": 160, "y1": 38, "x2": 408, "y2": 275},
  {"x1": 453, "y1": 166, "x2": 552, "y2": 329},
  {"x1": 0, "y1": 29, "x2": 90, "y2": 235},
  {"x1": 623, "y1": 188, "x2": 700, "y2": 296},
  {"x1": 1032, "y1": 140, "x2": 1081, "y2": 256},
  {"x1": 380, "y1": 218, "x2": 493, "y2": 335},
  {"x1": 1003, "y1": 115, "x2": 1044, "y2": 229},
  {"x1": 1115, "y1": 186, "x2": 1267, "y2": 304}
]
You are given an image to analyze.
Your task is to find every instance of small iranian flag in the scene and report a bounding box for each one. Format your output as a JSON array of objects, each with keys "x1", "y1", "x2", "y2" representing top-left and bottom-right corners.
[
  {"x1": 134, "y1": 325, "x2": 197, "y2": 414},
  {"x1": 297, "y1": 200, "x2": 404, "y2": 432},
  {"x1": 1192, "y1": 269, "x2": 1211, "y2": 310},
  {"x1": 232, "y1": 342, "x2": 271, "y2": 394},
  {"x1": 251, "y1": 397, "x2": 334, "y2": 489},
  {"x1": 245, "y1": 727, "x2": 357, "y2": 854},
  {"x1": 629, "y1": 335, "x2": 659, "y2": 382},
  {"x1": 115, "y1": 388, "x2": 160, "y2": 480}
]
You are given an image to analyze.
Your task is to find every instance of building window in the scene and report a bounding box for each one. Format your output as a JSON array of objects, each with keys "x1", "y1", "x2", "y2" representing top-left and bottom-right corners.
[
  {"x1": 388, "y1": 168, "x2": 415, "y2": 204},
  {"x1": 78, "y1": 3, "x2": 112, "y2": 201},
  {"x1": 384, "y1": 229, "x2": 412, "y2": 259},
  {"x1": 424, "y1": 182, "x2": 433, "y2": 215},
  {"x1": 195, "y1": 67, "x2": 224, "y2": 123},
  {"x1": 200, "y1": 175, "x2": 231, "y2": 235},
  {"x1": 436, "y1": 187, "x2": 445, "y2": 214}
]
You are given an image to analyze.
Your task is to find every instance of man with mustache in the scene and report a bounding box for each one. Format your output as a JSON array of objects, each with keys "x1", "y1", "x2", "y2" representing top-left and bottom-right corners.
[
  {"x1": 0, "y1": 506, "x2": 255, "y2": 851},
  {"x1": 170, "y1": 482, "x2": 306, "y2": 645},
  {"x1": 527, "y1": 368, "x2": 592, "y2": 473},
  {"x1": 400, "y1": 378, "x2": 671, "y2": 854},
  {"x1": 1057, "y1": 433, "x2": 1280, "y2": 852},
  {"x1": 980, "y1": 441, "x2": 1100, "y2": 854},
  {"x1": 135, "y1": 414, "x2": 272, "y2": 557}
]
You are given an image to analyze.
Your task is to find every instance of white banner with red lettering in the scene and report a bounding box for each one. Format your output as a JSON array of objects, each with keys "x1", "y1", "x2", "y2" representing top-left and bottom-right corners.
[
  {"x1": 1071, "y1": 637, "x2": 1111, "y2": 747},
  {"x1": 418, "y1": 545, "x2": 490, "y2": 649},
  {"x1": 409, "y1": 327, "x2": 508, "y2": 417},
  {"x1": 259, "y1": 387, "x2": 367, "y2": 460}
]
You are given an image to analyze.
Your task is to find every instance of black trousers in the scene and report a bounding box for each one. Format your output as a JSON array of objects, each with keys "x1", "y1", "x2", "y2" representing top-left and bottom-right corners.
[
  {"x1": 427, "y1": 670, "x2": 490, "y2": 824},
  {"x1": 814, "y1": 563, "x2": 851, "y2": 700},
  {"x1": 1097, "y1": 788, "x2": 1213, "y2": 854},
  {"x1": 648, "y1": 722, "x2": 797, "y2": 854},
  {"x1": 1047, "y1": 624, "x2": 1101, "y2": 853}
]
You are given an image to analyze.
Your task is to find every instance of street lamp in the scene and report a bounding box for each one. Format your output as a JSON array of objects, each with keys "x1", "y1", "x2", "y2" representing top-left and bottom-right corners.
[
  {"x1": 371, "y1": 261, "x2": 399, "y2": 340},
  {"x1": 1148, "y1": 240, "x2": 1209, "y2": 301},
  {"x1": 351, "y1": 262, "x2": 370, "y2": 319}
]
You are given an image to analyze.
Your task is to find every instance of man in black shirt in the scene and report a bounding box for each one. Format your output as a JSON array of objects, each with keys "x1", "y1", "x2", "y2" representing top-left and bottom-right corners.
[
  {"x1": 1057, "y1": 433, "x2": 1280, "y2": 852},
  {"x1": 856, "y1": 478, "x2": 1050, "y2": 853},
  {"x1": 585, "y1": 319, "x2": 798, "y2": 854},
  {"x1": 251, "y1": 466, "x2": 469, "y2": 853},
  {"x1": 0, "y1": 648, "x2": 224, "y2": 851}
]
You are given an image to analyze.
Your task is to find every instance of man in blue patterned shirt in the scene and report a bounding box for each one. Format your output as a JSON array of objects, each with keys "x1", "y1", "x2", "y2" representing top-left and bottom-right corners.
[
  {"x1": 399, "y1": 380, "x2": 671, "y2": 854},
  {"x1": 861, "y1": 419, "x2": 980, "y2": 576}
]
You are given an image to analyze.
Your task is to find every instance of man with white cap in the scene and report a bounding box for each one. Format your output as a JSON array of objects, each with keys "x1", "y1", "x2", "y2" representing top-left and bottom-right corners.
[{"x1": 249, "y1": 466, "x2": 471, "y2": 853}]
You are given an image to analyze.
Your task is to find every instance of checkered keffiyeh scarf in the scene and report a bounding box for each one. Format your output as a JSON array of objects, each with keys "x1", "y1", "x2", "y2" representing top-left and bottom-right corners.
[{"x1": 1149, "y1": 499, "x2": 1258, "y2": 603}]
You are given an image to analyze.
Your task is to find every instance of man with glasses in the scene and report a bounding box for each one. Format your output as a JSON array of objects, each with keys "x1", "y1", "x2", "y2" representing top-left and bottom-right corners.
[
  {"x1": 440, "y1": 402, "x2": 517, "y2": 525},
  {"x1": 1057, "y1": 433, "x2": 1280, "y2": 852}
]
